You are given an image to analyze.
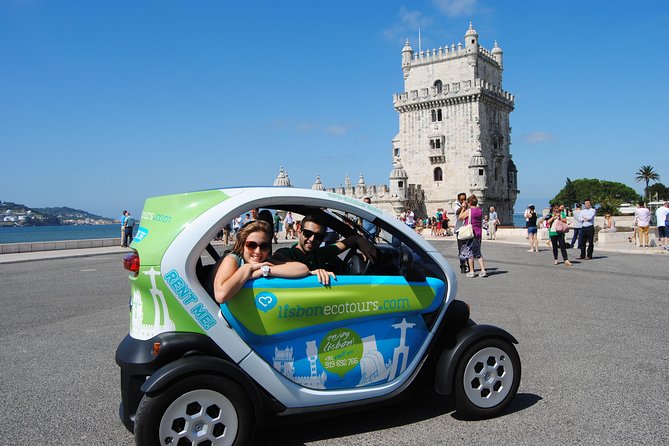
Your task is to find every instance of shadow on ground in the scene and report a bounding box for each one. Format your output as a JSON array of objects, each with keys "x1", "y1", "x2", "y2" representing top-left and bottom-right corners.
[{"x1": 253, "y1": 390, "x2": 542, "y2": 445}]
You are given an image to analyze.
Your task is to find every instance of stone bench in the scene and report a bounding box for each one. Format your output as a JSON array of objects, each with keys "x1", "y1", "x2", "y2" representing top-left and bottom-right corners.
[{"x1": 597, "y1": 231, "x2": 634, "y2": 244}]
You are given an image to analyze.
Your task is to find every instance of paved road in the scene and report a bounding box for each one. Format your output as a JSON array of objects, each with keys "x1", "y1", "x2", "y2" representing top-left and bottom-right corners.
[{"x1": 0, "y1": 242, "x2": 667, "y2": 445}]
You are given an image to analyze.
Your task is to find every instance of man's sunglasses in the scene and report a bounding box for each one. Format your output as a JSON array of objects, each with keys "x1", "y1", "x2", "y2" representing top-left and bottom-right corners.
[
  {"x1": 301, "y1": 229, "x2": 325, "y2": 242},
  {"x1": 244, "y1": 241, "x2": 271, "y2": 251}
]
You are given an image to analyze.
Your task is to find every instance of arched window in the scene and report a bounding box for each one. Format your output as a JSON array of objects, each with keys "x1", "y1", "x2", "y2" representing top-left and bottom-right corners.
[
  {"x1": 434, "y1": 167, "x2": 443, "y2": 181},
  {"x1": 437, "y1": 109, "x2": 442, "y2": 121},
  {"x1": 394, "y1": 147, "x2": 400, "y2": 157},
  {"x1": 434, "y1": 80, "x2": 443, "y2": 94},
  {"x1": 431, "y1": 110, "x2": 436, "y2": 122}
]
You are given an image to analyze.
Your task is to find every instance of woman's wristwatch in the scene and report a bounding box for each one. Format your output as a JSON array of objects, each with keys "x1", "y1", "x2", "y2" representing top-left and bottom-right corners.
[{"x1": 261, "y1": 265, "x2": 270, "y2": 277}]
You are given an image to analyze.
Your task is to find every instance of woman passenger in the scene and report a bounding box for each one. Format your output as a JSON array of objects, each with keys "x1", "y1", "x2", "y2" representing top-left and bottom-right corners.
[{"x1": 212, "y1": 220, "x2": 308, "y2": 303}]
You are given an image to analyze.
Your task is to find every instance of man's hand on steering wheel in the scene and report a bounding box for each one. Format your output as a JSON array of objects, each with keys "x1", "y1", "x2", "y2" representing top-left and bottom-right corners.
[{"x1": 352, "y1": 234, "x2": 377, "y2": 262}]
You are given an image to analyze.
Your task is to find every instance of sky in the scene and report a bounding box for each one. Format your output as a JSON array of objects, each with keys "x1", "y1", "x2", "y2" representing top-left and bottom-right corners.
[{"x1": 2, "y1": 0, "x2": 668, "y2": 219}]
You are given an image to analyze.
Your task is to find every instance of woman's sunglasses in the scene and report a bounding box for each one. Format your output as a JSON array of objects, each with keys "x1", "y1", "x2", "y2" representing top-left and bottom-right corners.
[
  {"x1": 244, "y1": 241, "x2": 271, "y2": 251},
  {"x1": 301, "y1": 229, "x2": 325, "y2": 242}
]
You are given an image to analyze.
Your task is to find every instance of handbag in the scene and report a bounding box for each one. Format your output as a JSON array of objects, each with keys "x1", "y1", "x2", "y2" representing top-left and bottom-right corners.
[
  {"x1": 456, "y1": 223, "x2": 474, "y2": 240},
  {"x1": 555, "y1": 219, "x2": 570, "y2": 234}
]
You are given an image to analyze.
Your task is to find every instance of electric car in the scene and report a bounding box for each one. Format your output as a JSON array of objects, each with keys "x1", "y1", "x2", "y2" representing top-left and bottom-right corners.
[{"x1": 116, "y1": 187, "x2": 521, "y2": 445}]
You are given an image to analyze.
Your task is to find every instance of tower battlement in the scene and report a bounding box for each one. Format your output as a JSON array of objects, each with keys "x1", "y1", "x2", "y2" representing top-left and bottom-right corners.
[
  {"x1": 409, "y1": 42, "x2": 499, "y2": 68},
  {"x1": 393, "y1": 77, "x2": 514, "y2": 109}
]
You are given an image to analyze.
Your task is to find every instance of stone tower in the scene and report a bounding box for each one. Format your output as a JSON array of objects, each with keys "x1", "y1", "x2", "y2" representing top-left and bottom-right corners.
[{"x1": 391, "y1": 23, "x2": 518, "y2": 223}]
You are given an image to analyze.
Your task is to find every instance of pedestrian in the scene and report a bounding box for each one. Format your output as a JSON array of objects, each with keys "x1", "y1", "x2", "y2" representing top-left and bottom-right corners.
[
  {"x1": 120, "y1": 210, "x2": 127, "y2": 246},
  {"x1": 654, "y1": 201, "x2": 669, "y2": 247},
  {"x1": 482, "y1": 215, "x2": 490, "y2": 238},
  {"x1": 526, "y1": 204, "x2": 539, "y2": 253},
  {"x1": 442, "y1": 212, "x2": 451, "y2": 236},
  {"x1": 454, "y1": 192, "x2": 469, "y2": 274},
  {"x1": 284, "y1": 211, "x2": 295, "y2": 239},
  {"x1": 578, "y1": 199, "x2": 596, "y2": 259},
  {"x1": 232, "y1": 216, "x2": 241, "y2": 241},
  {"x1": 457, "y1": 194, "x2": 487, "y2": 277},
  {"x1": 122, "y1": 211, "x2": 136, "y2": 248},
  {"x1": 570, "y1": 202, "x2": 583, "y2": 248},
  {"x1": 404, "y1": 208, "x2": 415, "y2": 229},
  {"x1": 223, "y1": 223, "x2": 232, "y2": 245},
  {"x1": 633, "y1": 201, "x2": 651, "y2": 247},
  {"x1": 272, "y1": 211, "x2": 282, "y2": 244},
  {"x1": 546, "y1": 204, "x2": 572, "y2": 266},
  {"x1": 362, "y1": 197, "x2": 379, "y2": 241},
  {"x1": 600, "y1": 213, "x2": 617, "y2": 233},
  {"x1": 488, "y1": 206, "x2": 499, "y2": 240}
]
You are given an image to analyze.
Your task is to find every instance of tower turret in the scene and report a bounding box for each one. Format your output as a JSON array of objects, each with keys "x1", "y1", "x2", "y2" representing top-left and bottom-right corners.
[
  {"x1": 401, "y1": 40, "x2": 414, "y2": 79},
  {"x1": 389, "y1": 157, "x2": 408, "y2": 214},
  {"x1": 492, "y1": 40, "x2": 503, "y2": 68},
  {"x1": 465, "y1": 22, "x2": 478, "y2": 51},
  {"x1": 468, "y1": 149, "x2": 488, "y2": 195}
]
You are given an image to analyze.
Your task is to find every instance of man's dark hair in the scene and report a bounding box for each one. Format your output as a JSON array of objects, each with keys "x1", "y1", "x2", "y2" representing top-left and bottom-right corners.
[
  {"x1": 457, "y1": 192, "x2": 467, "y2": 199},
  {"x1": 301, "y1": 214, "x2": 327, "y2": 230}
]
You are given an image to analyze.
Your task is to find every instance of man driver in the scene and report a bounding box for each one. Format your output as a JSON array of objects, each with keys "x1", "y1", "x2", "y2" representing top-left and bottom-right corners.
[{"x1": 272, "y1": 214, "x2": 377, "y2": 285}]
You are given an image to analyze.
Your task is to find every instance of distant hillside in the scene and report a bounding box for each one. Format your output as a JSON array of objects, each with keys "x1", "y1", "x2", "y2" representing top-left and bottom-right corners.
[
  {"x1": 1, "y1": 201, "x2": 115, "y2": 226},
  {"x1": 33, "y1": 206, "x2": 111, "y2": 221}
]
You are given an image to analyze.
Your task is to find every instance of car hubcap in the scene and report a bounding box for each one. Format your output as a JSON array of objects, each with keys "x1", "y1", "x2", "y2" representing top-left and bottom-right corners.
[
  {"x1": 159, "y1": 389, "x2": 238, "y2": 446},
  {"x1": 463, "y1": 346, "x2": 514, "y2": 408}
]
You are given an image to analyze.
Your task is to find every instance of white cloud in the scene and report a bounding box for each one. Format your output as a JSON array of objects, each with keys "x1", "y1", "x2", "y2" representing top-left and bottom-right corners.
[
  {"x1": 433, "y1": 0, "x2": 479, "y2": 17},
  {"x1": 383, "y1": 7, "x2": 433, "y2": 42},
  {"x1": 325, "y1": 124, "x2": 349, "y2": 136},
  {"x1": 296, "y1": 121, "x2": 318, "y2": 133},
  {"x1": 519, "y1": 132, "x2": 557, "y2": 144}
]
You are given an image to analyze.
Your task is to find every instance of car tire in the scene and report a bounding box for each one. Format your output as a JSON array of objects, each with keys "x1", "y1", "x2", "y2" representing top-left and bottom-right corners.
[
  {"x1": 134, "y1": 374, "x2": 254, "y2": 446},
  {"x1": 452, "y1": 338, "x2": 521, "y2": 419}
]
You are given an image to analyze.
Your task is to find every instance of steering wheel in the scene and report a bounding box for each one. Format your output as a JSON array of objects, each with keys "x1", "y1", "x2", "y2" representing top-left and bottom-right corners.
[{"x1": 340, "y1": 247, "x2": 374, "y2": 275}]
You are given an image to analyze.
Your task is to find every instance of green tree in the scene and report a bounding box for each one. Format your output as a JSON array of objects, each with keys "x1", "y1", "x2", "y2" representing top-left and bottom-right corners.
[
  {"x1": 560, "y1": 178, "x2": 578, "y2": 209},
  {"x1": 551, "y1": 178, "x2": 640, "y2": 214},
  {"x1": 634, "y1": 165, "x2": 660, "y2": 201},
  {"x1": 646, "y1": 183, "x2": 669, "y2": 201}
]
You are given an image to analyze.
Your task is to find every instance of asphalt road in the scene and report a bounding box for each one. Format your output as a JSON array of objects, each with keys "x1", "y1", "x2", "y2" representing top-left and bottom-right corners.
[{"x1": 0, "y1": 242, "x2": 667, "y2": 445}]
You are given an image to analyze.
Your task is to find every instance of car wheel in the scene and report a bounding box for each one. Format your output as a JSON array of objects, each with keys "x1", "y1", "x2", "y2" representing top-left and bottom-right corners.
[
  {"x1": 134, "y1": 374, "x2": 253, "y2": 446},
  {"x1": 453, "y1": 338, "x2": 521, "y2": 419}
]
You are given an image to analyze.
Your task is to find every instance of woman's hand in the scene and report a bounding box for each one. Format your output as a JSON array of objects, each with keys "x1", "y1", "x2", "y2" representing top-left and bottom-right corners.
[
  {"x1": 249, "y1": 262, "x2": 272, "y2": 279},
  {"x1": 310, "y1": 268, "x2": 336, "y2": 286}
]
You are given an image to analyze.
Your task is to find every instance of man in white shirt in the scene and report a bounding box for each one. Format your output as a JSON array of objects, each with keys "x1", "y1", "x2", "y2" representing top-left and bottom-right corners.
[
  {"x1": 634, "y1": 201, "x2": 651, "y2": 247},
  {"x1": 578, "y1": 199, "x2": 596, "y2": 259},
  {"x1": 655, "y1": 201, "x2": 669, "y2": 247}
]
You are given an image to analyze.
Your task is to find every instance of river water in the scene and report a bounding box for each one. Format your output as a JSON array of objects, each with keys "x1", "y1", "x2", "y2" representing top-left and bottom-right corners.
[{"x1": 0, "y1": 224, "x2": 121, "y2": 244}]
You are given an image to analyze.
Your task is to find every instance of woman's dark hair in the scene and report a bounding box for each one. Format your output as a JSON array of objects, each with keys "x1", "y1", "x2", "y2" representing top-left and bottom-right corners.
[{"x1": 231, "y1": 220, "x2": 272, "y2": 256}]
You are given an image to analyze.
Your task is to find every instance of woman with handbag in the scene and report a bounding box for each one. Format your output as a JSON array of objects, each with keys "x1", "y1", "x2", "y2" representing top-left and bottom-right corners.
[
  {"x1": 457, "y1": 194, "x2": 487, "y2": 278},
  {"x1": 547, "y1": 203, "x2": 572, "y2": 266}
]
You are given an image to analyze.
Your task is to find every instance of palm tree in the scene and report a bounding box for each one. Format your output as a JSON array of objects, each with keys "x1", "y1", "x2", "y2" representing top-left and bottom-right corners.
[{"x1": 635, "y1": 165, "x2": 660, "y2": 201}]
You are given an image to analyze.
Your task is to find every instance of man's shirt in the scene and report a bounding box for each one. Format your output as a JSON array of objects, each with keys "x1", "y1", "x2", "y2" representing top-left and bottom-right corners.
[
  {"x1": 580, "y1": 208, "x2": 596, "y2": 227},
  {"x1": 272, "y1": 243, "x2": 340, "y2": 270}
]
